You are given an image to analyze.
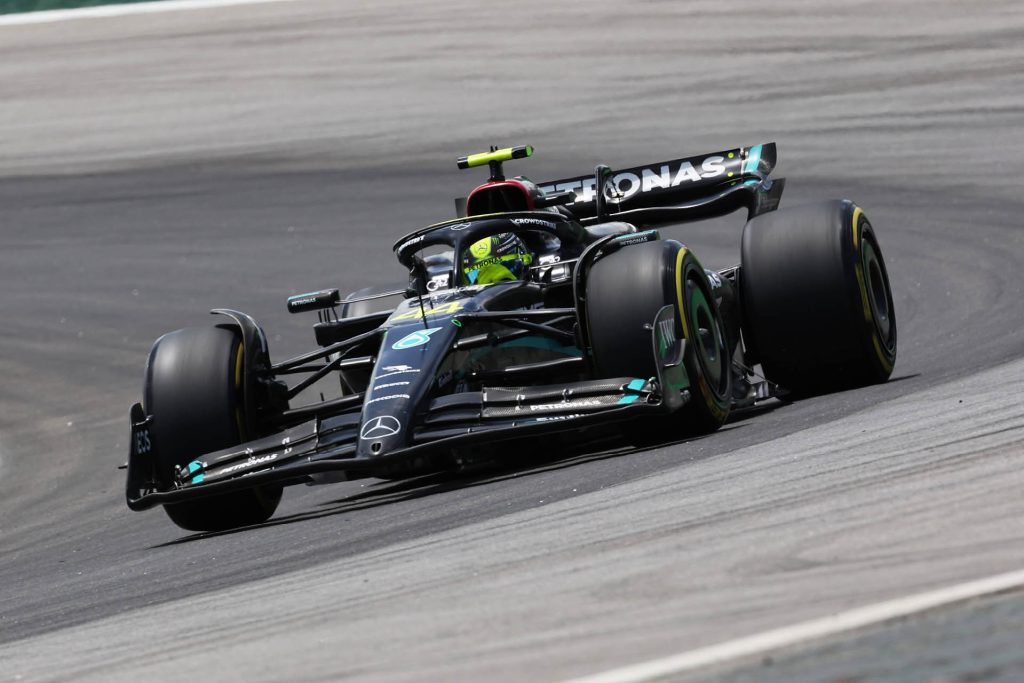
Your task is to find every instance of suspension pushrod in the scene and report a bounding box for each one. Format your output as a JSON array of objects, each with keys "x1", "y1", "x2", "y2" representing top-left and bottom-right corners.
[{"x1": 271, "y1": 328, "x2": 381, "y2": 372}]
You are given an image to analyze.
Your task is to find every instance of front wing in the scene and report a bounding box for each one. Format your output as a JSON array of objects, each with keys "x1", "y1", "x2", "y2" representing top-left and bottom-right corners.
[{"x1": 125, "y1": 307, "x2": 688, "y2": 511}]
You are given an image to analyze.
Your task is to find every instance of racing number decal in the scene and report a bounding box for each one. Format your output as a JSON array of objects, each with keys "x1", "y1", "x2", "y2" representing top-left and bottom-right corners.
[{"x1": 390, "y1": 300, "x2": 466, "y2": 322}]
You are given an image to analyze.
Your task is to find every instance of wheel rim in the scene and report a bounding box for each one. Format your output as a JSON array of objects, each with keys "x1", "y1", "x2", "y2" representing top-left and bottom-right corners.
[
  {"x1": 862, "y1": 236, "x2": 896, "y2": 352},
  {"x1": 686, "y1": 275, "x2": 728, "y2": 399}
]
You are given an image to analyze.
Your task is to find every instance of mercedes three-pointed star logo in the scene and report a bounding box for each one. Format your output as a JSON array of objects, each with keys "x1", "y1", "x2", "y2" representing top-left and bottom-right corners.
[{"x1": 359, "y1": 415, "x2": 402, "y2": 440}]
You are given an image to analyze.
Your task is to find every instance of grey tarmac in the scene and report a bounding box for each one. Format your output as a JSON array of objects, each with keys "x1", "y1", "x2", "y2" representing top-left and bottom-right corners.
[{"x1": 0, "y1": 0, "x2": 1022, "y2": 681}]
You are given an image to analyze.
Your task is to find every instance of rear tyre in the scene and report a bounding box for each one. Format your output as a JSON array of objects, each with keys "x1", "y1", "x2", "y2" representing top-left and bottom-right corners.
[
  {"x1": 586, "y1": 240, "x2": 731, "y2": 444},
  {"x1": 740, "y1": 199, "x2": 897, "y2": 395},
  {"x1": 145, "y1": 326, "x2": 282, "y2": 531}
]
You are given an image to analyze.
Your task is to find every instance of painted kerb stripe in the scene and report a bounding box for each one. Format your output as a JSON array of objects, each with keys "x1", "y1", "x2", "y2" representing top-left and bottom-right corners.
[
  {"x1": 561, "y1": 568, "x2": 1024, "y2": 683},
  {"x1": 0, "y1": 0, "x2": 303, "y2": 26}
]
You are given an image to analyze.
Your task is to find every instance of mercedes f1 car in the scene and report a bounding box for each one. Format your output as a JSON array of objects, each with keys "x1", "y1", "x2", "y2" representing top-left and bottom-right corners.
[{"x1": 124, "y1": 143, "x2": 897, "y2": 531}]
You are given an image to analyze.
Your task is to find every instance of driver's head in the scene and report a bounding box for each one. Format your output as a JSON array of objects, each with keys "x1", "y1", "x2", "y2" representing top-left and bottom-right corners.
[{"x1": 461, "y1": 232, "x2": 533, "y2": 285}]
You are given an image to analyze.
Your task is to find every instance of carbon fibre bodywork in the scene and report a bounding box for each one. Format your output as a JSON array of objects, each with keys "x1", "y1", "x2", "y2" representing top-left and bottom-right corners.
[
  {"x1": 125, "y1": 143, "x2": 785, "y2": 513},
  {"x1": 126, "y1": 300, "x2": 689, "y2": 510}
]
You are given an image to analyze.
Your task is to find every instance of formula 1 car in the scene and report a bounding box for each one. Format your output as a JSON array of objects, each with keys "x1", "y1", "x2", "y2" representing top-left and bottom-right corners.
[{"x1": 124, "y1": 143, "x2": 897, "y2": 531}]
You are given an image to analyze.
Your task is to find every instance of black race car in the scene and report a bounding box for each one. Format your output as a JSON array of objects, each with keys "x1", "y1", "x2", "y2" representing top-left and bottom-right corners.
[{"x1": 124, "y1": 143, "x2": 897, "y2": 531}]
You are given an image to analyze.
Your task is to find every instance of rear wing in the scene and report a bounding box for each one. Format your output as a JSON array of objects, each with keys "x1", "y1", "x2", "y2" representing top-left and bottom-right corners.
[{"x1": 539, "y1": 142, "x2": 782, "y2": 224}]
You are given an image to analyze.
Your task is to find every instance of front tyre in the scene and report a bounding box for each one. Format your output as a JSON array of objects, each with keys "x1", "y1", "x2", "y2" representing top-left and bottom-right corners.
[
  {"x1": 740, "y1": 200, "x2": 897, "y2": 395},
  {"x1": 586, "y1": 240, "x2": 731, "y2": 442},
  {"x1": 145, "y1": 326, "x2": 282, "y2": 531}
]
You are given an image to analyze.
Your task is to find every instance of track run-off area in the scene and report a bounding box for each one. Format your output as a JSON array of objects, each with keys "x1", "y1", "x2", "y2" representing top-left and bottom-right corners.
[{"x1": 1, "y1": 1, "x2": 1022, "y2": 681}]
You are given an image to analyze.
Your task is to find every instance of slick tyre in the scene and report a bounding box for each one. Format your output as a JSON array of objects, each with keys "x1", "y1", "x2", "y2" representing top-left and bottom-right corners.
[
  {"x1": 586, "y1": 240, "x2": 731, "y2": 444},
  {"x1": 740, "y1": 199, "x2": 897, "y2": 395},
  {"x1": 145, "y1": 326, "x2": 282, "y2": 531}
]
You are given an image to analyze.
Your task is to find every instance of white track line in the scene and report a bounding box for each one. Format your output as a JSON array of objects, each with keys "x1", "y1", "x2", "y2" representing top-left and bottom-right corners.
[
  {"x1": 561, "y1": 568, "x2": 1024, "y2": 683},
  {"x1": 0, "y1": 0, "x2": 302, "y2": 26}
]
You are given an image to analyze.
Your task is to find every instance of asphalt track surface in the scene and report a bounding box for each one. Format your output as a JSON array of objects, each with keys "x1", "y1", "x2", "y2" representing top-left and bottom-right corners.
[{"x1": 0, "y1": 0, "x2": 1022, "y2": 680}]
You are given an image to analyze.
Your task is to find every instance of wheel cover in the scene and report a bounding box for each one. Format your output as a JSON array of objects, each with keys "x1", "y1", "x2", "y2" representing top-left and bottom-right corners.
[
  {"x1": 862, "y1": 238, "x2": 895, "y2": 351},
  {"x1": 685, "y1": 273, "x2": 729, "y2": 400}
]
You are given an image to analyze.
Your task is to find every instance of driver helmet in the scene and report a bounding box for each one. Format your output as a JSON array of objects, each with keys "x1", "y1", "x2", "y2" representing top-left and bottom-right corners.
[{"x1": 461, "y1": 232, "x2": 534, "y2": 285}]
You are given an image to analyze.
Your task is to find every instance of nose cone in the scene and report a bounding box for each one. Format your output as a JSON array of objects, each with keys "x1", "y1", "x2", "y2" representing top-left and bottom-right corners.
[{"x1": 356, "y1": 406, "x2": 411, "y2": 458}]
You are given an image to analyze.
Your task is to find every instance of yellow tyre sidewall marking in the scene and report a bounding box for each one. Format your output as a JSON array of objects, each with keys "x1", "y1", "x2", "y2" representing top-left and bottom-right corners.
[
  {"x1": 852, "y1": 207, "x2": 872, "y2": 322},
  {"x1": 850, "y1": 206, "x2": 894, "y2": 373}
]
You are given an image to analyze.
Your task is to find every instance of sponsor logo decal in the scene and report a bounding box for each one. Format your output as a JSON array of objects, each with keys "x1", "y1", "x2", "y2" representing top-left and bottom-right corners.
[
  {"x1": 398, "y1": 234, "x2": 425, "y2": 252},
  {"x1": 464, "y1": 254, "x2": 508, "y2": 270},
  {"x1": 616, "y1": 235, "x2": 651, "y2": 246},
  {"x1": 527, "y1": 399, "x2": 601, "y2": 412},
  {"x1": 448, "y1": 222, "x2": 472, "y2": 231},
  {"x1": 426, "y1": 274, "x2": 450, "y2": 292},
  {"x1": 470, "y1": 240, "x2": 491, "y2": 259},
  {"x1": 360, "y1": 415, "x2": 402, "y2": 439},
  {"x1": 366, "y1": 393, "x2": 411, "y2": 405},
  {"x1": 539, "y1": 155, "x2": 730, "y2": 204},
  {"x1": 373, "y1": 380, "x2": 411, "y2": 391},
  {"x1": 511, "y1": 217, "x2": 557, "y2": 229},
  {"x1": 391, "y1": 327, "x2": 442, "y2": 349},
  {"x1": 534, "y1": 413, "x2": 584, "y2": 422},
  {"x1": 376, "y1": 364, "x2": 420, "y2": 381},
  {"x1": 539, "y1": 177, "x2": 598, "y2": 204},
  {"x1": 221, "y1": 453, "x2": 278, "y2": 475},
  {"x1": 134, "y1": 429, "x2": 152, "y2": 455}
]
